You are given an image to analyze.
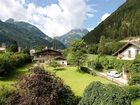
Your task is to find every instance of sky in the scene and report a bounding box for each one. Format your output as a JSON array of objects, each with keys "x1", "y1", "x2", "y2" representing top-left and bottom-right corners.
[{"x1": 0, "y1": 0, "x2": 126, "y2": 37}]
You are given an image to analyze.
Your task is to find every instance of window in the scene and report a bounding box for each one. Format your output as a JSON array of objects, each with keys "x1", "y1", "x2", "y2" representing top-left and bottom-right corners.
[{"x1": 128, "y1": 50, "x2": 131, "y2": 58}]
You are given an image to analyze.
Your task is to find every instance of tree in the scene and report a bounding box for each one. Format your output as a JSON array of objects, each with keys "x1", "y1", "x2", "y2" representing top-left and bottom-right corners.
[
  {"x1": 79, "y1": 82, "x2": 131, "y2": 105},
  {"x1": 98, "y1": 36, "x2": 106, "y2": 56},
  {"x1": 87, "y1": 44, "x2": 98, "y2": 54},
  {"x1": 129, "y1": 54, "x2": 140, "y2": 85},
  {"x1": 130, "y1": 54, "x2": 140, "y2": 73},
  {"x1": 49, "y1": 60, "x2": 60, "y2": 69},
  {"x1": 7, "y1": 66, "x2": 78, "y2": 105},
  {"x1": 69, "y1": 40, "x2": 87, "y2": 70},
  {"x1": 7, "y1": 41, "x2": 18, "y2": 53}
]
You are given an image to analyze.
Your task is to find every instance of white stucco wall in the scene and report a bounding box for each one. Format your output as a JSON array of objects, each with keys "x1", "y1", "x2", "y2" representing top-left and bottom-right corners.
[
  {"x1": 56, "y1": 60, "x2": 67, "y2": 66},
  {"x1": 119, "y1": 45, "x2": 140, "y2": 60},
  {"x1": 0, "y1": 47, "x2": 6, "y2": 52}
]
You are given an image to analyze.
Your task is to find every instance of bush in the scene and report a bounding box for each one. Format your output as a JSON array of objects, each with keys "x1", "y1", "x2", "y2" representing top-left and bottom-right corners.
[
  {"x1": 126, "y1": 86, "x2": 140, "y2": 101},
  {"x1": 79, "y1": 82, "x2": 131, "y2": 105},
  {"x1": 7, "y1": 66, "x2": 78, "y2": 105},
  {"x1": 99, "y1": 56, "x2": 109, "y2": 69},
  {"x1": 88, "y1": 60, "x2": 103, "y2": 71},
  {"x1": 94, "y1": 61, "x2": 103, "y2": 71},
  {"x1": 49, "y1": 60, "x2": 60, "y2": 68},
  {"x1": 129, "y1": 74, "x2": 140, "y2": 85},
  {"x1": 130, "y1": 54, "x2": 140, "y2": 73},
  {"x1": 88, "y1": 56, "x2": 132, "y2": 72},
  {"x1": 0, "y1": 86, "x2": 10, "y2": 105},
  {"x1": 80, "y1": 66, "x2": 91, "y2": 73},
  {"x1": 0, "y1": 52, "x2": 32, "y2": 76},
  {"x1": 90, "y1": 70, "x2": 97, "y2": 76}
]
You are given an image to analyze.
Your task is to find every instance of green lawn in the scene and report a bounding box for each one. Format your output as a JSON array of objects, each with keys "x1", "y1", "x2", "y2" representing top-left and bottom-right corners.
[
  {"x1": 132, "y1": 99, "x2": 140, "y2": 105},
  {"x1": 45, "y1": 66, "x2": 113, "y2": 96},
  {"x1": 0, "y1": 63, "x2": 33, "y2": 89}
]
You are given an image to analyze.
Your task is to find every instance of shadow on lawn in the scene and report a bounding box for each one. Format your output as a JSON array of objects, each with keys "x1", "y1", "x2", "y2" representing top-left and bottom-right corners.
[
  {"x1": 54, "y1": 67, "x2": 66, "y2": 71},
  {"x1": 0, "y1": 65, "x2": 31, "y2": 82}
]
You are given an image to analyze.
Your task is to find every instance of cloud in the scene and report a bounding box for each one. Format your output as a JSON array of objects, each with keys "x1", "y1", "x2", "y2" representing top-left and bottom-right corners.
[
  {"x1": 98, "y1": 12, "x2": 110, "y2": 24},
  {"x1": 101, "y1": 13, "x2": 110, "y2": 21},
  {"x1": 0, "y1": 0, "x2": 96, "y2": 37},
  {"x1": 87, "y1": 27, "x2": 94, "y2": 31},
  {"x1": 0, "y1": 0, "x2": 27, "y2": 21}
]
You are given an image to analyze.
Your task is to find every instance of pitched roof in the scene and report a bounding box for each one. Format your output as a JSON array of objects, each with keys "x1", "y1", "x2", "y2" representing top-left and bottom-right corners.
[
  {"x1": 34, "y1": 49, "x2": 62, "y2": 56},
  {"x1": 113, "y1": 41, "x2": 140, "y2": 56}
]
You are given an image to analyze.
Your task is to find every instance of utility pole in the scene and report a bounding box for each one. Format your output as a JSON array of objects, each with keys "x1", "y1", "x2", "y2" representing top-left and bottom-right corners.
[{"x1": 52, "y1": 33, "x2": 56, "y2": 50}]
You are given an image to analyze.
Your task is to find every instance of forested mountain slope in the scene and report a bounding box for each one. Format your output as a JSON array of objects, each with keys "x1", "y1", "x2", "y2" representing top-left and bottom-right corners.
[
  {"x1": 0, "y1": 19, "x2": 65, "y2": 49},
  {"x1": 83, "y1": 0, "x2": 140, "y2": 44}
]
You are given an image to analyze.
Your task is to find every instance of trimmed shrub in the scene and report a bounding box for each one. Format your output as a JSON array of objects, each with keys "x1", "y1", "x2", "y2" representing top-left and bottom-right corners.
[
  {"x1": 80, "y1": 66, "x2": 91, "y2": 73},
  {"x1": 129, "y1": 74, "x2": 140, "y2": 85},
  {"x1": 7, "y1": 66, "x2": 78, "y2": 105},
  {"x1": 126, "y1": 86, "x2": 140, "y2": 101},
  {"x1": 79, "y1": 82, "x2": 131, "y2": 105}
]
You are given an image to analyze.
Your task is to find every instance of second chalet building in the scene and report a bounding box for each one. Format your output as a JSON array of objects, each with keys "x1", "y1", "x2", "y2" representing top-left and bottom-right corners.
[{"x1": 113, "y1": 41, "x2": 140, "y2": 60}]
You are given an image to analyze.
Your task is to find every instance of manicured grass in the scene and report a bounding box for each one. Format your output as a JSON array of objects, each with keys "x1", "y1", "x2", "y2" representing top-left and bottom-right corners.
[
  {"x1": 45, "y1": 66, "x2": 113, "y2": 96},
  {"x1": 0, "y1": 63, "x2": 33, "y2": 89},
  {"x1": 132, "y1": 99, "x2": 140, "y2": 105}
]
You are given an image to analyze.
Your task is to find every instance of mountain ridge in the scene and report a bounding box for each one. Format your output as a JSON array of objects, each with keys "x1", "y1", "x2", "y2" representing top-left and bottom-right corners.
[
  {"x1": 55, "y1": 29, "x2": 88, "y2": 46},
  {"x1": 0, "y1": 19, "x2": 65, "y2": 49}
]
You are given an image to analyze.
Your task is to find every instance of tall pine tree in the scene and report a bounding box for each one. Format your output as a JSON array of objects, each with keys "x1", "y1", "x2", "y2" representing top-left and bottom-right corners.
[{"x1": 98, "y1": 35, "x2": 106, "y2": 56}]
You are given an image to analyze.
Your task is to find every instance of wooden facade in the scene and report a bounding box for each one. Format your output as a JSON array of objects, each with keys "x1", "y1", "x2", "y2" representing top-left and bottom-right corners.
[{"x1": 33, "y1": 49, "x2": 63, "y2": 63}]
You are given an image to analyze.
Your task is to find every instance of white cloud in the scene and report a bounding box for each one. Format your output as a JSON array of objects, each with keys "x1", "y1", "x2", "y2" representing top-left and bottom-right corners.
[
  {"x1": 0, "y1": 0, "x2": 96, "y2": 37},
  {"x1": 98, "y1": 12, "x2": 110, "y2": 24},
  {"x1": 0, "y1": 0, "x2": 27, "y2": 21},
  {"x1": 101, "y1": 13, "x2": 110, "y2": 21},
  {"x1": 87, "y1": 27, "x2": 94, "y2": 31}
]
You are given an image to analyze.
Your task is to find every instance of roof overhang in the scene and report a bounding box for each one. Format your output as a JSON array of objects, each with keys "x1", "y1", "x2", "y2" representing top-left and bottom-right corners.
[{"x1": 113, "y1": 42, "x2": 140, "y2": 56}]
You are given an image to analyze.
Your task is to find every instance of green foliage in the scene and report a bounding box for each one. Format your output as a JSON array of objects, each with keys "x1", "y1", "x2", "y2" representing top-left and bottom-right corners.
[
  {"x1": 84, "y1": 0, "x2": 140, "y2": 44},
  {"x1": 7, "y1": 66, "x2": 78, "y2": 105},
  {"x1": 130, "y1": 54, "x2": 140, "y2": 73},
  {"x1": 0, "y1": 20, "x2": 65, "y2": 49},
  {"x1": 129, "y1": 74, "x2": 140, "y2": 85},
  {"x1": 0, "y1": 52, "x2": 32, "y2": 76},
  {"x1": 21, "y1": 48, "x2": 30, "y2": 55},
  {"x1": 98, "y1": 36, "x2": 106, "y2": 56},
  {"x1": 49, "y1": 60, "x2": 60, "y2": 68},
  {"x1": 80, "y1": 66, "x2": 91, "y2": 73},
  {"x1": 68, "y1": 40, "x2": 87, "y2": 70},
  {"x1": 7, "y1": 41, "x2": 18, "y2": 53},
  {"x1": 87, "y1": 44, "x2": 98, "y2": 54},
  {"x1": 106, "y1": 42, "x2": 125, "y2": 55},
  {"x1": 79, "y1": 82, "x2": 131, "y2": 105},
  {"x1": 90, "y1": 70, "x2": 97, "y2": 76},
  {"x1": 94, "y1": 61, "x2": 104, "y2": 71},
  {"x1": 87, "y1": 42, "x2": 125, "y2": 55},
  {"x1": 88, "y1": 56, "x2": 132, "y2": 72},
  {"x1": 129, "y1": 54, "x2": 140, "y2": 85},
  {"x1": 126, "y1": 86, "x2": 140, "y2": 101},
  {"x1": 0, "y1": 86, "x2": 10, "y2": 105}
]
